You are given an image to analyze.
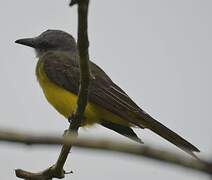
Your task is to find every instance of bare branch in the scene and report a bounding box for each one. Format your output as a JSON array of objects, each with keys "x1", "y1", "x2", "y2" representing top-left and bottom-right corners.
[
  {"x1": 0, "y1": 130, "x2": 211, "y2": 176},
  {"x1": 70, "y1": 0, "x2": 90, "y2": 129}
]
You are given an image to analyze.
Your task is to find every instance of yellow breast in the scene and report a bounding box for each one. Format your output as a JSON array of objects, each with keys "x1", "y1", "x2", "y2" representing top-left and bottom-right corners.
[
  {"x1": 36, "y1": 60, "x2": 101, "y2": 125},
  {"x1": 35, "y1": 59, "x2": 129, "y2": 127}
]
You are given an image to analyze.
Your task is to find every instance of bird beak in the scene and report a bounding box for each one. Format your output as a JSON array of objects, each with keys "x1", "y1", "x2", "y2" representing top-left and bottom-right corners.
[{"x1": 15, "y1": 38, "x2": 37, "y2": 48}]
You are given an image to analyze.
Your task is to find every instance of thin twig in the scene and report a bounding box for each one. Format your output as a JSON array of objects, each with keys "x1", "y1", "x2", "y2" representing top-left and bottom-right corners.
[
  {"x1": 0, "y1": 130, "x2": 211, "y2": 176},
  {"x1": 15, "y1": 0, "x2": 90, "y2": 179}
]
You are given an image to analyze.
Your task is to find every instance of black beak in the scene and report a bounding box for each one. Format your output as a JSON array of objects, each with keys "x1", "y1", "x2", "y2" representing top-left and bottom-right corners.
[{"x1": 15, "y1": 38, "x2": 36, "y2": 48}]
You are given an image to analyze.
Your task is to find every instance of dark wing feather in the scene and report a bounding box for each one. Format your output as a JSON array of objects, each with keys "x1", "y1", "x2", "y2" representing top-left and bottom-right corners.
[
  {"x1": 88, "y1": 62, "x2": 146, "y2": 127},
  {"x1": 101, "y1": 120, "x2": 143, "y2": 143},
  {"x1": 44, "y1": 52, "x2": 80, "y2": 94},
  {"x1": 43, "y1": 52, "x2": 200, "y2": 154},
  {"x1": 44, "y1": 52, "x2": 143, "y2": 126}
]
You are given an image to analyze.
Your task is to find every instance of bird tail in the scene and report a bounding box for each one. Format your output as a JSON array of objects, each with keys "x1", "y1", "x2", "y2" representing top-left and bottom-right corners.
[{"x1": 137, "y1": 112, "x2": 200, "y2": 158}]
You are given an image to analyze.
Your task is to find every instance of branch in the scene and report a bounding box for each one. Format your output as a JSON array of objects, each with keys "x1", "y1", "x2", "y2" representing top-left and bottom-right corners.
[
  {"x1": 15, "y1": 0, "x2": 90, "y2": 179},
  {"x1": 71, "y1": 0, "x2": 90, "y2": 129},
  {"x1": 0, "y1": 130, "x2": 211, "y2": 176}
]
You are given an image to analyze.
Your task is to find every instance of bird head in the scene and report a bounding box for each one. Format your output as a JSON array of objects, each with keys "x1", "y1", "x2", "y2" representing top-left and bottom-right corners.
[{"x1": 15, "y1": 29, "x2": 77, "y2": 56}]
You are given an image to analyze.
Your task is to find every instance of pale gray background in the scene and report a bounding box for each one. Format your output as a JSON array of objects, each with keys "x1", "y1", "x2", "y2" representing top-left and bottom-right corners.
[{"x1": 0, "y1": 0, "x2": 211, "y2": 179}]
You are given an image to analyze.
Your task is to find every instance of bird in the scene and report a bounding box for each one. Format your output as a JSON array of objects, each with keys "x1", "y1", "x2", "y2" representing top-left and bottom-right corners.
[{"x1": 15, "y1": 29, "x2": 200, "y2": 158}]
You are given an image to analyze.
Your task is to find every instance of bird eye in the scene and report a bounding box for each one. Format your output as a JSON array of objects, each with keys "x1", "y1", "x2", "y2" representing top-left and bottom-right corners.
[{"x1": 38, "y1": 40, "x2": 55, "y2": 49}]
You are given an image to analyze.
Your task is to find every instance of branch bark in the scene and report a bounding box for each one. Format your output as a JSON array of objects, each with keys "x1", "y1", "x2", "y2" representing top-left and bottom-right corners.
[
  {"x1": 0, "y1": 130, "x2": 211, "y2": 176},
  {"x1": 15, "y1": 0, "x2": 90, "y2": 179}
]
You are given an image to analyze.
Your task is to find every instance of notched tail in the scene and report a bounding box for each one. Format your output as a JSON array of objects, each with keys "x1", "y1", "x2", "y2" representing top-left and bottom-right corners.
[{"x1": 137, "y1": 112, "x2": 200, "y2": 157}]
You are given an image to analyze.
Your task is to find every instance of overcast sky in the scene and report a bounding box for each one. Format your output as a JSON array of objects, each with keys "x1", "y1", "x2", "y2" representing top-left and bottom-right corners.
[{"x1": 0, "y1": 0, "x2": 211, "y2": 179}]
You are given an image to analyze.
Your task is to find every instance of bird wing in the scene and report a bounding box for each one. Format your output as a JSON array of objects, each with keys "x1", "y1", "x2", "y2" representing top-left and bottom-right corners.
[
  {"x1": 43, "y1": 52, "x2": 200, "y2": 155},
  {"x1": 43, "y1": 52, "x2": 143, "y2": 125}
]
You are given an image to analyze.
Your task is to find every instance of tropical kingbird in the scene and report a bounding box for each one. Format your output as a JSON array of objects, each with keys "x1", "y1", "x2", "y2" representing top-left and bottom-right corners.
[{"x1": 15, "y1": 30, "x2": 199, "y2": 157}]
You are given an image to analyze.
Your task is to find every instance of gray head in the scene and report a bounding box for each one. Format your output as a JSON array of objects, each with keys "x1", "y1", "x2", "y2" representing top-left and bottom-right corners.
[{"x1": 15, "y1": 30, "x2": 77, "y2": 56}]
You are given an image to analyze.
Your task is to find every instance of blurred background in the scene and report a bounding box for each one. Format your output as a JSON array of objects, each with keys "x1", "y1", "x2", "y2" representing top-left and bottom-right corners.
[{"x1": 0, "y1": 0, "x2": 211, "y2": 179}]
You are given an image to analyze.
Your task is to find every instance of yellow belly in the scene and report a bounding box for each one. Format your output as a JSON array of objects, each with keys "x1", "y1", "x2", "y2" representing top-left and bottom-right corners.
[{"x1": 36, "y1": 61, "x2": 128, "y2": 126}]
